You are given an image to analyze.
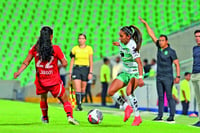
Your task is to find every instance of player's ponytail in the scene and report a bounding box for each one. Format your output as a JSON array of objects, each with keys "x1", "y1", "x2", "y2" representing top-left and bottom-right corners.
[
  {"x1": 120, "y1": 25, "x2": 142, "y2": 52},
  {"x1": 129, "y1": 25, "x2": 142, "y2": 52},
  {"x1": 36, "y1": 26, "x2": 53, "y2": 62}
]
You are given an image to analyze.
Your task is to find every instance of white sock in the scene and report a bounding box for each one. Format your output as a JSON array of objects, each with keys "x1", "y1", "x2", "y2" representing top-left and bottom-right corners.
[
  {"x1": 112, "y1": 93, "x2": 128, "y2": 110},
  {"x1": 127, "y1": 94, "x2": 140, "y2": 117}
]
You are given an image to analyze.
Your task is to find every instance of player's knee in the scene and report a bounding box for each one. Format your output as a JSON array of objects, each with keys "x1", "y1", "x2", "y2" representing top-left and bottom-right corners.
[
  {"x1": 107, "y1": 88, "x2": 114, "y2": 96},
  {"x1": 59, "y1": 93, "x2": 68, "y2": 103},
  {"x1": 126, "y1": 89, "x2": 131, "y2": 96},
  {"x1": 126, "y1": 85, "x2": 132, "y2": 95},
  {"x1": 81, "y1": 88, "x2": 86, "y2": 93},
  {"x1": 40, "y1": 94, "x2": 47, "y2": 101},
  {"x1": 75, "y1": 89, "x2": 80, "y2": 92}
]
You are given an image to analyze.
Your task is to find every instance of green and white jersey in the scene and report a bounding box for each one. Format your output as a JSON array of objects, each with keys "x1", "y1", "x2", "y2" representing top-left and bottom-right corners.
[{"x1": 119, "y1": 39, "x2": 140, "y2": 74}]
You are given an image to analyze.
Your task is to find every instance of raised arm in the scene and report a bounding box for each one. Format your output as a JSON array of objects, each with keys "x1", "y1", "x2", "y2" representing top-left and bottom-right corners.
[
  {"x1": 14, "y1": 54, "x2": 34, "y2": 78},
  {"x1": 139, "y1": 16, "x2": 158, "y2": 43}
]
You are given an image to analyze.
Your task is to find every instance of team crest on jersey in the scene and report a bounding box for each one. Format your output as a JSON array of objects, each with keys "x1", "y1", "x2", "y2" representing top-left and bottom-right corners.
[
  {"x1": 164, "y1": 51, "x2": 168, "y2": 55},
  {"x1": 121, "y1": 48, "x2": 130, "y2": 54}
]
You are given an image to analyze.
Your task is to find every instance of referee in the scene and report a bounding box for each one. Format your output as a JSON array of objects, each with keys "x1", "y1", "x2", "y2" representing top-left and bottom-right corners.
[
  {"x1": 69, "y1": 33, "x2": 93, "y2": 111},
  {"x1": 139, "y1": 17, "x2": 180, "y2": 123}
]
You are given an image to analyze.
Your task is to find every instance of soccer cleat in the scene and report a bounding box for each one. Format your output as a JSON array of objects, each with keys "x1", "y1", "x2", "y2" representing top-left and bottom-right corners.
[
  {"x1": 68, "y1": 116, "x2": 79, "y2": 125},
  {"x1": 132, "y1": 116, "x2": 142, "y2": 126},
  {"x1": 165, "y1": 116, "x2": 175, "y2": 123},
  {"x1": 153, "y1": 116, "x2": 163, "y2": 121},
  {"x1": 75, "y1": 105, "x2": 83, "y2": 111},
  {"x1": 75, "y1": 107, "x2": 83, "y2": 111},
  {"x1": 193, "y1": 121, "x2": 200, "y2": 127},
  {"x1": 123, "y1": 105, "x2": 133, "y2": 122},
  {"x1": 41, "y1": 116, "x2": 49, "y2": 123}
]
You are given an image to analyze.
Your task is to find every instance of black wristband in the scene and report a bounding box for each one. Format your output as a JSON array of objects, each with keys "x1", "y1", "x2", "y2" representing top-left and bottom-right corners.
[
  {"x1": 177, "y1": 76, "x2": 180, "y2": 78},
  {"x1": 89, "y1": 72, "x2": 93, "y2": 74}
]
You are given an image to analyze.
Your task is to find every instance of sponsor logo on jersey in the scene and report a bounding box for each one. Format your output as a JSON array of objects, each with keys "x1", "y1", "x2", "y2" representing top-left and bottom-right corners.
[{"x1": 40, "y1": 70, "x2": 53, "y2": 75}]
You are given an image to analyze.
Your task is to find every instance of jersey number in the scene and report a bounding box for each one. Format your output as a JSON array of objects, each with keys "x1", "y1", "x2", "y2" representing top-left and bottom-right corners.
[{"x1": 36, "y1": 56, "x2": 54, "y2": 68}]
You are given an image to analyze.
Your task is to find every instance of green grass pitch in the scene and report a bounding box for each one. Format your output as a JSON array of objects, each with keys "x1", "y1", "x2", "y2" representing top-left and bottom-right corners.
[{"x1": 0, "y1": 99, "x2": 199, "y2": 133}]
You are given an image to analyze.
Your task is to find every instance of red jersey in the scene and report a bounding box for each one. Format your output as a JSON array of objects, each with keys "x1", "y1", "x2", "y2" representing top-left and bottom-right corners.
[{"x1": 29, "y1": 45, "x2": 65, "y2": 87}]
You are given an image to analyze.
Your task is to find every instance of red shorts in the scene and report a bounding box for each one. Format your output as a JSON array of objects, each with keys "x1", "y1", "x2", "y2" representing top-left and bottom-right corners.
[{"x1": 35, "y1": 82, "x2": 65, "y2": 97}]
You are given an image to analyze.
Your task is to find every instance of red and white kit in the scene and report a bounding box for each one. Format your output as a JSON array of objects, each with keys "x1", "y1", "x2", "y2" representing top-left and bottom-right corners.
[{"x1": 29, "y1": 45, "x2": 66, "y2": 97}]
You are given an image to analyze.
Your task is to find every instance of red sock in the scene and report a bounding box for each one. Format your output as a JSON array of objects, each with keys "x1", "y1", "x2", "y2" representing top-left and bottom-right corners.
[
  {"x1": 63, "y1": 102, "x2": 73, "y2": 117},
  {"x1": 40, "y1": 101, "x2": 48, "y2": 117}
]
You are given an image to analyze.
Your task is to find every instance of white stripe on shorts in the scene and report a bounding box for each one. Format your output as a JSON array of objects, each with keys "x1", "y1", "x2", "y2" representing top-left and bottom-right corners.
[{"x1": 57, "y1": 82, "x2": 63, "y2": 97}]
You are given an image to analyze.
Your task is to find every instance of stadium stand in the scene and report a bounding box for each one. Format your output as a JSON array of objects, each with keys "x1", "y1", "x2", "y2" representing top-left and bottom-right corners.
[{"x1": 0, "y1": 0, "x2": 200, "y2": 86}]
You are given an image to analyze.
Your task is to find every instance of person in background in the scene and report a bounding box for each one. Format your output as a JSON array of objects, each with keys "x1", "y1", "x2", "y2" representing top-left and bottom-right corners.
[
  {"x1": 143, "y1": 59, "x2": 151, "y2": 78},
  {"x1": 150, "y1": 58, "x2": 157, "y2": 72},
  {"x1": 172, "y1": 85, "x2": 179, "y2": 105},
  {"x1": 180, "y1": 72, "x2": 191, "y2": 115},
  {"x1": 69, "y1": 33, "x2": 93, "y2": 111},
  {"x1": 112, "y1": 56, "x2": 123, "y2": 80},
  {"x1": 84, "y1": 74, "x2": 96, "y2": 103},
  {"x1": 58, "y1": 61, "x2": 67, "y2": 87},
  {"x1": 149, "y1": 58, "x2": 157, "y2": 77},
  {"x1": 140, "y1": 17, "x2": 180, "y2": 123},
  {"x1": 172, "y1": 85, "x2": 179, "y2": 114},
  {"x1": 85, "y1": 77, "x2": 93, "y2": 103},
  {"x1": 112, "y1": 56, "x2": 124, "y2": 108},
  {"x1": 100, "y1": 57, "x2": 111, "y2": 106}
]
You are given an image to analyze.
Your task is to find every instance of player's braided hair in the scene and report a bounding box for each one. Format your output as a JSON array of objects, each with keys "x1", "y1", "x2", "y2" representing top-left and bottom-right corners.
[
  {"x1": 36, "y1": 26, "x2": 54, "y2": 62},
  {"x1": 120, "y1": 25, "x2": 142, "y2": 52}
]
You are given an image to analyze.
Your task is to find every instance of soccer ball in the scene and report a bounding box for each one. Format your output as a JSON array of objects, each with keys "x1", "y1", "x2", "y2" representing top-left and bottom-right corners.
[{"x1": 88, "y1": 109, "x2": 103, "y2": 124}]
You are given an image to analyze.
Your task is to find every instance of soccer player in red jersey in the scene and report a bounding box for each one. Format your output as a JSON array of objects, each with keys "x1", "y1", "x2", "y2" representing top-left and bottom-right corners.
[{"x1": 14, "y1": 26, "x2": 79, "y2": 125}]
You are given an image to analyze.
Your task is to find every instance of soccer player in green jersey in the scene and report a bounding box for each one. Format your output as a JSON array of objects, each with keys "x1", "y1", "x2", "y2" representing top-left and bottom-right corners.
[{"x1": 108, "y1": 25, "x2": 144, "y2": 126}]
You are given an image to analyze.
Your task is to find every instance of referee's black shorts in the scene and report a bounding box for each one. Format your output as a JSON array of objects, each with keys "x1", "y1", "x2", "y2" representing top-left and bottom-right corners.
[{"x1": 72, "y1": 65, "x2": 89, "y2": 81}]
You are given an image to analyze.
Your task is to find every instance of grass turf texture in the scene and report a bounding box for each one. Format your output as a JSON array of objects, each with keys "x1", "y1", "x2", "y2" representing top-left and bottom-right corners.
[{"x1": 0, "y1": 99, "x2": 199, "y2": 133}]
